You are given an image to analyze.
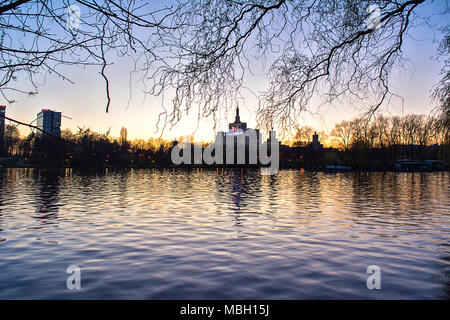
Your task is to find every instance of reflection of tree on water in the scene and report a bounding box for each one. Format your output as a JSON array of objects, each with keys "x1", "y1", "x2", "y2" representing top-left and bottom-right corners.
[
  {"x1": 34, "y1": 170, "x2": 61, "y2": 226},
  {"x1": 265, "y1": 172, "x2": 280, "y2": 212},
  {"x1": 0, "y1": 170, "x2": 4, "y2": 242},
  {"x1": 116, "y1": 169, "x2": 131, "y2": 210}
]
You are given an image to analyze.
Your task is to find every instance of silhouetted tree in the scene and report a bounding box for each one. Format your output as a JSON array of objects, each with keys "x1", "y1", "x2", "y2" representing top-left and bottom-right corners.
[
  {"x1": 291, "y1": 126, "x2": 314, "y2": 147},
  {"x1": 1, "y1": 0, "x2": 448, "y2": 135},
  {"x1": 331, "y1": 120, "x2": 354, "y2": 151},
  {"x1": 4, "y1": 124, "x2": 20, "y2": 155}
]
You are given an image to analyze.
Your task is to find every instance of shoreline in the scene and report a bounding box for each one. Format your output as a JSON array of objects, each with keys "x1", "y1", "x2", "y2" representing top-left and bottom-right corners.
[{"x1": 0, "y1": 164, "x2": 448, "y2": 173}]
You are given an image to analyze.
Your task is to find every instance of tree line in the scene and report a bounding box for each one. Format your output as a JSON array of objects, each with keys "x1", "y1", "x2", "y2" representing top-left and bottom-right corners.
[
  {"x1": 1, "y1": 127, "x2": 173, "y2": 167},
  {"x1": 285, "y1": 114, "x2": 449, "y2": 169},
  {"x1": 329, "y1": 114, "x2": 448, "y2": 150},
  {"x1": 1, "y1": 112, "x2": 448, "y2": 169}
]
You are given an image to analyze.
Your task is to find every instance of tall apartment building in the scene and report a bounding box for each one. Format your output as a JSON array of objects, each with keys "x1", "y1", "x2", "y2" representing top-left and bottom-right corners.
[
  {"x1": 36, "y1": 109, "x2": 62, "y2": 138},
  {"x1": 120, "y1": 127, "x2": 128, "y2": 142}
]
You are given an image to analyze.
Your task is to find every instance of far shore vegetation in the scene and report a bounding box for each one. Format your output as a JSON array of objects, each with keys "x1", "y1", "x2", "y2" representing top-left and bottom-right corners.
[{"x1": 1, "y1": 114, "x2": 448, "y2": 170}]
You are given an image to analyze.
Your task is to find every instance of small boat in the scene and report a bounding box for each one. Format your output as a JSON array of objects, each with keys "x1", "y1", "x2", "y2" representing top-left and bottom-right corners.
[{"x1": 323, "y1": 165, "x2": 351, "y2": 172}]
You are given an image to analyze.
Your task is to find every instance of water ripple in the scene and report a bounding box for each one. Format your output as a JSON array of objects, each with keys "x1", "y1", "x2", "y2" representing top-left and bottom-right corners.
[{"x1": 0, "y1": 168, "x2": 448, "y2": 299}]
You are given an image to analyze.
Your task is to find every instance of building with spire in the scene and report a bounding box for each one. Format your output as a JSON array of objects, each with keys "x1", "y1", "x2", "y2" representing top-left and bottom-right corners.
[
  {"x1": 213, "y1": 106, "x2": 277, "y2": 165},
  {"x1": 221, "y1": 106, "x2": 258, "y2": 141},
  {"x1": 310, "y1": 132, "x2": 323, "y2": 150},
  {"x1": 228, "y1": 106, "x2": 247, "y2": 132},
  {"x1": 171, "y1": 106, "x2": 279, "y2": 167}
]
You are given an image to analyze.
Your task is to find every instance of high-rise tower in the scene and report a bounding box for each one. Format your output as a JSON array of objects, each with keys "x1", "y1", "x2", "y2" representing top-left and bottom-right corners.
[
  {"x1": 36, "y1": 109, "x2": 62, "y2": 137},
  {"x1": 120, "y1": 127, "x2": 128, "y2": 142}
]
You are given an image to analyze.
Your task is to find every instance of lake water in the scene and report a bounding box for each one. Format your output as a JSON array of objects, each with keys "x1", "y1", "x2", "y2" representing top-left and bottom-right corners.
[{"x1": 0, "y1": 168, "x2": 448, "y2": 299}]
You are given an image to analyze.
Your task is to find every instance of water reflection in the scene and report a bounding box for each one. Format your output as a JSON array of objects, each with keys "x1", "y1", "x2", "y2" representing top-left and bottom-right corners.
[
  {"x1": 0, "y1": 168, "x2": 448, "y2": 299},
  {"x1": 34, "y1": 171, "x2": 61, "y2": 223},
  {"x1": 0, "y1": 174, "x2": 4, "y2": 243}
]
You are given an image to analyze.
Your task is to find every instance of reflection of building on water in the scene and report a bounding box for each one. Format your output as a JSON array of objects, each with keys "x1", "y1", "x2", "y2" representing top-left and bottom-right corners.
[
  {"x1": 231, "y1": 170, "x2": 244, "y2": 210},
  {"x1": 230, "y1": 170, "x2": 247, "y2": 233},
  {"x1": 35, "y1": 173, "x2": 60, "y2": 223}
]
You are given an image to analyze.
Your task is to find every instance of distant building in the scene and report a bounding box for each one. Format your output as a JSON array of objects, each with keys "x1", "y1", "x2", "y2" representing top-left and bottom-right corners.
[
  {"x1": 0, "y1": 105, "x2": 5, "y2": 154},
  {"x1": 217, "y1": 106, "x2": 260, "y2": 148},
  {"x1": 213, "y1": 106, "x2": 276, "y2": 165},
  {"x1": 310, "y1": 132, "x2": 323, "y2": 149},
  {"x1": 171, "y1": 107, "x2": 279, "y2": 167},
  {"x1": 221, "y1": 106, "x2": 260, "y2": 141},
  {"x1": 228, "y1": 106, "x2": 247, "y2": 132},
  {"x1": 36, "y1": 109, "x2": 62, "y2": 138},
  {"x1": 120, "y1": 127, "x2": 128, "y2": 142}
]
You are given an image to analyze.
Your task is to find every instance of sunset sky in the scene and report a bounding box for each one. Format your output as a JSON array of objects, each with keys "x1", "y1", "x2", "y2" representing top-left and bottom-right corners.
[{"x1": 1, "y1": 0, "x2": 447, "y2": 143}]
